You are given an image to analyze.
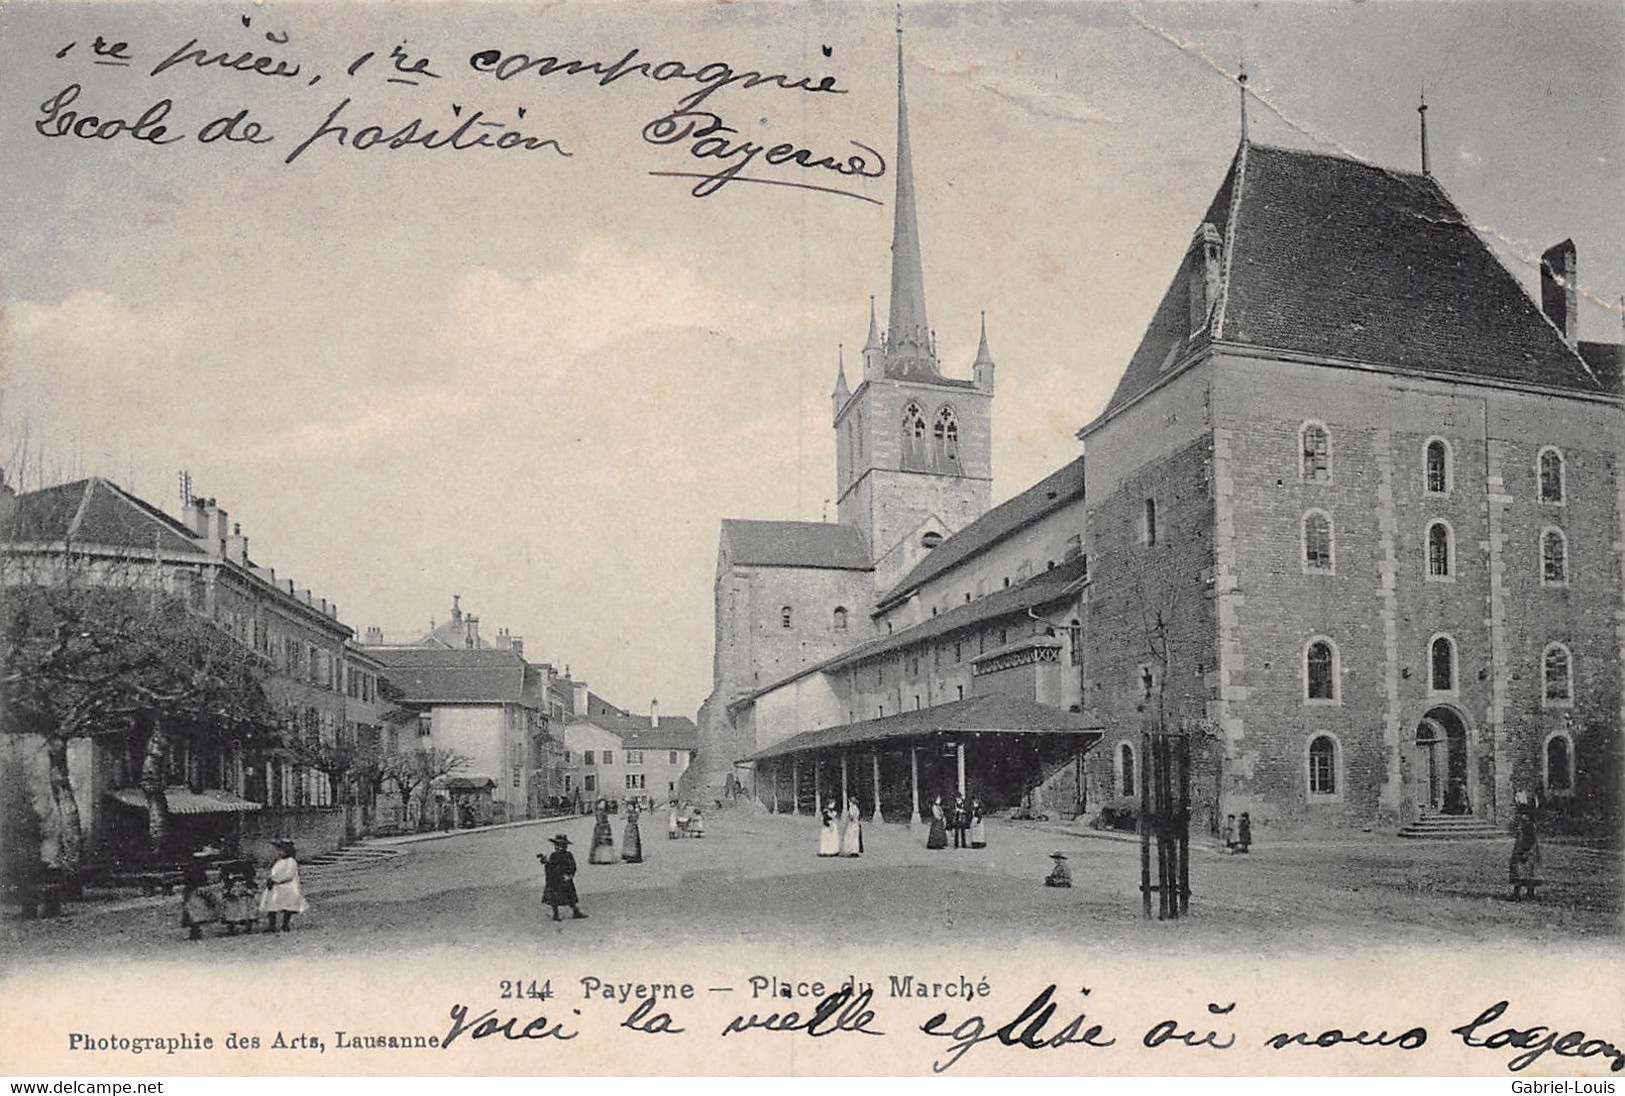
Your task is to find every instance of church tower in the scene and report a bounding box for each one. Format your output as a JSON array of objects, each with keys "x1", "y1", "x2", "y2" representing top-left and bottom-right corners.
[{"x1": 832, "y1": 23, "x2": 994, "y2": 584}]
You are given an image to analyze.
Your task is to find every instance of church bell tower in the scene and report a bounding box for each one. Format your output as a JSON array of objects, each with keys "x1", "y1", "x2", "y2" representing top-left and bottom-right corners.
[{"x1": 832, "y1": 21, "x2": 994, "y2": 577}]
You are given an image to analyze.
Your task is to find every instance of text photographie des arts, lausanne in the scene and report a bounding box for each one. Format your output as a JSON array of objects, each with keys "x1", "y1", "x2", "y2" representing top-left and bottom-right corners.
[{"x1": 0, "y1": 0, "x2": 1621, "y2": 1079}]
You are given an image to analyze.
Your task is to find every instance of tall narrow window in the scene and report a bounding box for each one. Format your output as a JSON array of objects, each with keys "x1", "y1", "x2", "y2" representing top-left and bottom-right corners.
[
  {"x1": 780, "y1": 606, "x2": 792, "y2": 629},
  {"x1": 1305, "y1": 639, "x2": 1337, "y2": 702},
  {"x1": 1538, "y1": 447, "x2": 1565, "y2": 504},
  {"x1": 1429, "y1": 635, "x2": 1455, "y2": 692},
  {"x1": 902, "y1": 402, "x2": 928, "y2": 470},
  {"x1": 1308, "y1": 735, "x2": 1337, "y2": 796},
  {"x1": 1425, "y1": 439, "x2": 1450, "y2": 494},
  {"x1": 1303, "y1": 510, "x2": 1333, "y2": 571},
  {"x1": 1545, "y1": 734, "x2": 1573, "y2": 793},
  {"x1": 1119, "y1": 742, "x2": 1136, "y2": 797},
  {"x1": 1542, "y1": 643, "x2": 1573, "y2": 705},
  {"x1": 833, "y1": 606, "x2": 849, "y2": 631},
  {"x1": 1541, "y1": 528, "x2": 1568, "y2": 585},
  {"x1": 933, "y1": 406, "x2": 960, "y2": 469},
  {"x1": 1427, "y1": 521, "x2": 1453, "y2": 578},
  {"x1": 1143, "y1": 498, "x2": 1158, "y2": 547},
  {"x1": 1068, "y1": 620, "x2": 1083, "y2": 666},
  {"x1": 1301, "y1": 423, "x2": 1331, "y2": 482}
]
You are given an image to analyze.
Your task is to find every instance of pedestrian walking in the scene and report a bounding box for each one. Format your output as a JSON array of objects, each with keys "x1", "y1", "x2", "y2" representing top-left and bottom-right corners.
[
  {"x1": 588, "y1": 799, "x2": 617, "y2": 864},
  {"x1": 622, "y1": 804, "x2": 644, "y2": 863},
  {"x1": 818, "y1": 802, "x2": 841, "y2": 857},
  {"x1": 689, "y1": 807, "x2": 706, "y2": 837},
  {"x1": 180, "y1": 845, "x2": 222, "y2": 941},
  {"x1": 1508, "y1": 794, "x2": 1542, "y2": 902},
  {"x1": 667, "y1": 799, "x2": 680, "y2": 840},
  {"x1": 951, "y1": 793, "x2": 970, "y2": 849},
  {"x1": 538, "y1": 834, "x2": 586, "y2": 921},
  {"x1": 1044, "y1": 852, "x2": 1072, "y2": 888},
  {"x1": 258, "y1": 839, "x2": 307, "y2": 934},
  {"x1": 926, "y1": 796, "x2": 948, "y2": 850},
  {"x1": 1237, "y1": 812, "x2": 1252, "y2": 854},
  {"x1": 840, "y1": 797, "x2": 863, "y2": 857},
  {"x1": 1222, "y1": 814, "x2": 1237, "y2": 852},
  {"x1": 968, "y1": 800, "x2": 987, "y2": 849}
]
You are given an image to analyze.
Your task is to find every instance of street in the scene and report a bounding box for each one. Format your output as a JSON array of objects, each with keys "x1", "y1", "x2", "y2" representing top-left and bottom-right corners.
[{"x1": 4, "y1": 807, "x2": 1618, "y2": 967}]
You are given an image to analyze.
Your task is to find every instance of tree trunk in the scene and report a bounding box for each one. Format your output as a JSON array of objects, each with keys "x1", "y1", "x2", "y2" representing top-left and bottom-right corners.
[
  {"x1": 138, "y1": 717, "x2": 171, "y2": 861},
  {"x1": 45, "y1": 736, "x2": 83, "y2": 879}
]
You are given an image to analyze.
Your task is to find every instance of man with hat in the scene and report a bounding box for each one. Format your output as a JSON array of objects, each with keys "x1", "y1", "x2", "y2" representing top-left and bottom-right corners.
[
  {"x1": 538, "y1": 834, "x2": 586, "y2": 922},
  {"x1": 1043, "y1": 852, "x2": 1072, "y2": 888},
  {"x1": 258, "y1": 839, "x2": 308, "y2": 933}
]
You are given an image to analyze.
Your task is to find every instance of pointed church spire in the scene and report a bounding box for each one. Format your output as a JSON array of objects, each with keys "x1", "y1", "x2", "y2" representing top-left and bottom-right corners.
[
  {"x1": 864, "y1": 295, "x2": 881, "y2": 350},
  {"x1": 885, "y1": 11, "x2": 937, "y2": 378},
  {"x1": 832, "y1": 344, "x2": 851, "y2": 399},
  {"x1": 973, "y1": 311, "x2": 995, "y2": 393},
  {"x1": 974, "y1": 311, "x2": 993, "y2": 364}
]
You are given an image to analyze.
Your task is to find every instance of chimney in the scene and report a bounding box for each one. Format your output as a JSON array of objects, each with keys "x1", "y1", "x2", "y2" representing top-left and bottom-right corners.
[
  {"x1": 571, "y1": 681, "x2": 588, "y2": 718},
  {"x1": 364, "y1": 626, "x2": 384, "y2": 645},
  {"x1": 185, "y1": 495, "x2": 210, "y2": 536},
  {"x1": 466, "y1": 615, "x2": 481, "y2": 648},
  {"x1": 650, "y1": 699, "x2": 660, "y2": 728},
  {"x1": 1541, "y1": 240, "x2": 1578, "y2": 345},
  {"x1": 1187, "y1": 223, "x2": 1223, "y2": 337},
  {"x1": 509, "y1": 635, "x2": 523, "y2": 659},
  {"x1": 208, "y1": 503, "x2": 229, "y2": 549},
  {"x1": 224, "y1": 521, "x2": 249, "y2": 565},
  {"x1": 450, "y1": 595, "x2": 462, "y2": 623}
]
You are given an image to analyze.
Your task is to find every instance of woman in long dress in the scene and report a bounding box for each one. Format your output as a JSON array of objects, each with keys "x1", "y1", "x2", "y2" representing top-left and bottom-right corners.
[
  {"x1": 258, "y1": 839, "x2": 308, "y2": 933},
  {"x1": 817, "y1": 803, "x2": 841, "y2": 856},
  {"x1": 667, "y1": 800, "x2": 680, "y2": 839},
  {"x1": 926, "y1": 796, "x2": 949, "y2": 850},
  {"x1": 180, "y1": 845, "x2": 221, "y2": 941},
  {"x1": 622, "y1": 805, "x2": 644, "y2": 863},
  {"x1": 1508, "y1": 797, "x2": 1542, "y2": 901},
  {"x1": 839, "y1": 798, "x2": 863, "y2": 857},
  {"x1": 968, "y1": 800, "x2": 987, "y2": 849},
  {"x1": 220, "y1": 856, "x2": 259, "y2": 934},
  {"x1": 589, "y1": 800, "x2": 617, "y2": 864},
  {"x1": 538, "y1": 834, "x2": 586, "y2": 921}
]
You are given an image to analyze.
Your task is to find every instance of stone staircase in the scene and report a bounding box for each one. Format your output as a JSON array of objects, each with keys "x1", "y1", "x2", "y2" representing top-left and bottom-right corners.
[
  {"x1": 1398, "y1": 812, "x2": 1506, "y2": 840},
  {"x1": 299, "y1": 846, "x2": 402, "y2": 876}
]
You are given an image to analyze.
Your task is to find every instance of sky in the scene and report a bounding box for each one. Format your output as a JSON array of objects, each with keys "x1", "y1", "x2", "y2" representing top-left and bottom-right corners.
[{"x1": 2, "y1": 0, "x2": 1621, "y2": 719}]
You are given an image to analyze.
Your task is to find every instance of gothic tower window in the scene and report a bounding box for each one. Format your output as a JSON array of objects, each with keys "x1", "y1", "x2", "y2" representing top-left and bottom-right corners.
[
  {"x1": 1426, "y1": 521, "x2": 1454, "y2": 579},
  {"x1": 1425, "y1": 438, "x2": 1451, "y2": 494},
  {"x1": 1429, "y1": 634, "x2": 1456, "y2": 693},
  {"x1": 1308, "y1": 734, "x2": 1338, "y2": 796},
  {"x1": 933, "y1": 406, "x2": 960, "y2": 470},
  {"x1": 1302, "y1": 510, "x2": 1334, "y2": 571},
  {"x1": 901, "y1": 402, "x2": 928, "y2": 471},
  {"x1": 1300, "y1": 422, "x2": 1332, "y2": 483},
  {"x1": 833, "y1": 607, "x2": 849, "y2": 631},
  {"x1": 781, "y1": 606, "x2": 793, "y2": 629},
  {"x1": 1304, "y1": 638, "x2": 1339, "y2": 703},
  {"x1": 1542, "y1": 643, "x2": 1573, "y2": 707}
]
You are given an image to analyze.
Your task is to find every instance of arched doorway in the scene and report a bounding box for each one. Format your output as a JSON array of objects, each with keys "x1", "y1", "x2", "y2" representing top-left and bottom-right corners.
[{"x1": 1413, "y1": 707, "x2": 1471, "y2": 815}]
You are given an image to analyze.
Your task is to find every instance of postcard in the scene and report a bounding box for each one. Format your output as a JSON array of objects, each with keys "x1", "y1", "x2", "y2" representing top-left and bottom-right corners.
[{"x1": 1, "y1": 0, "x2": 1621, "y2": 1079}]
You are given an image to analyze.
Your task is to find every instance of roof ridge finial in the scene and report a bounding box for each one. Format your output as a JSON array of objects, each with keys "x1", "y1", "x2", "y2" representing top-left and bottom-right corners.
[
  {"x1": 1237, "y1": 59, "x2": 1249, "y2": 146},
  {"x1": 1418, "y1": 79, "x2": 1431, "y2": 177}
]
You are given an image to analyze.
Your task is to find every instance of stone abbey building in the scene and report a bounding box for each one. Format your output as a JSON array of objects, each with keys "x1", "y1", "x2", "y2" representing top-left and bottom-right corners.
[{"x1": 695, "y1": 40, "x2": 1622, "y2": 833}]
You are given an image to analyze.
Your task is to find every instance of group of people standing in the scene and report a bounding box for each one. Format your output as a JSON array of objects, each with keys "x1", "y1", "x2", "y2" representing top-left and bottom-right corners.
[
  {"x1": 925, "y1": 794, "x2": 985, "y2": 851},
  {"x1": 816, "y1": 798, "x2": 864, "y2": 857},
  {"x1": 179, "y1": 838, "x2": 307, "y2": 940}
]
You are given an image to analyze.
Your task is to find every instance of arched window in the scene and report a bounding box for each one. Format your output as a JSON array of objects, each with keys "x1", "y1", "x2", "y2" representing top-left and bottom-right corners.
[
  {"x1": 933, "y1": 406, "x2": 960, "y2": 469},
  {"x1": 901, "y1": 402, "x2": 928, "y2": 470},
  {"x1": 1542, "y1": 643, "x2": 1573, "y2": 706},
  {"x1": 780, "y1": 606, "x2": 792, "y2": 629},
  {"x1": 1300, "y1": 422, "x2": 1331, "y2": 482},
  {"x1": 1429, "y1": 634, "x2": 1456, "y2": 693},
  {"x1": 1068, "y1": 619, "x2": 1083, "y2": 666},
  {"x1": 1304, "y1": 638, "x2": 1338, "y2": 702},
  {"x1": 833, "y1": 607, "x2": 848, "y2": 631},
  {"x1": 1425, "y1": 438, "x2": 1451, "y2": 494},
  {"x1": 1426, "y1": 521, "x2": 1453, "y2": 578},
  {"x1": 1538, "y1": 447, "x2": 1565, "y2": 504},
  {"x1": 1541, "y1": 527, "x2": 1568, "y2": 585},
  {"x1": 1118, "y1": 742, "x2": 1136, "y2": 797},
  {"x1": 1302, "y1": 510, "x2": 1334, "y2": 571},
  {"x1": 1544, "y1": 733, "x2": 1573, "y2": 794},
  {"x1": 1308, "y1": 734, "x2": 1338, "y2": 796}
]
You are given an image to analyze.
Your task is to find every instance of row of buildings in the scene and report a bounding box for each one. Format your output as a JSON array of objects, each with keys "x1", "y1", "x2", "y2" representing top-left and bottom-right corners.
[
  {"x1": 696, "y1": 34, "x2": 1622, "y2": 836},
  {"x1": 0, "y1": 483, "x2": 695, "y2": 864}
]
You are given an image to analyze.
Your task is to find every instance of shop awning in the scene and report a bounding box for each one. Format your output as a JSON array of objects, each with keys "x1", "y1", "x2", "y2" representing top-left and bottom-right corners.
[
  {"x1": 745, "y1": 694, "x2": 1103, "y2": 763},
  {"x1": 107, "y1": 787, "x2": 263, "y2": 814}
]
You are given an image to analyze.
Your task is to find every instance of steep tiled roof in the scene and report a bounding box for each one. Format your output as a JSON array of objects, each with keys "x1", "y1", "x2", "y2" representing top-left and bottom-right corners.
[
  {"x1": 720, "y1": 519, "x2": 872, "y2": 571},
  {"x1": 1100, "y1": 143, "x2": 1606, "y2": 419},
  {"x1": 1, "y1": 478, "x2": 206, "y2": 556},
  {"x1": 575, "y1": 691, "x2": 698, "y2": 747},
  {"x1": 368, "y1": 646, "x2": 531, "y2": 704},
  {"x1": 747, "y1": 694, "x2": 1101, "y2": 762},
  {"x1": 731, "y1": 554, "x2": 1089, "y2": 712},
  {"x1": 878, "y1": 457, "x2": 1084, "y2": 609}
]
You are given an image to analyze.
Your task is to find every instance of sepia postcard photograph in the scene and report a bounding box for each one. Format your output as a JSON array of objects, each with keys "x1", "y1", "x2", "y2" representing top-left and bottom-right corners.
[{"x1": 1, "y1": 0, "x2": 1621, "y2": 1079}]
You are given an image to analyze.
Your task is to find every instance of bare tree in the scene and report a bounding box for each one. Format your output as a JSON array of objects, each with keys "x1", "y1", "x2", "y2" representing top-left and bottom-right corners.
[{"x1": 380, "y1": 746, "x2": 470, "y2": 828}]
